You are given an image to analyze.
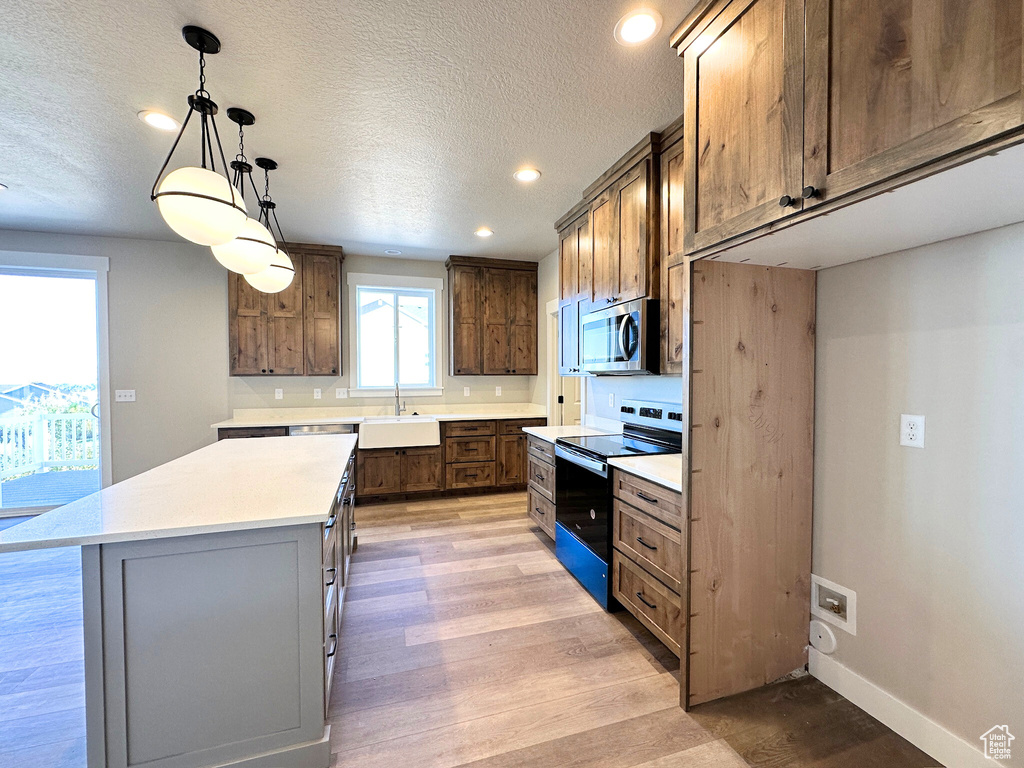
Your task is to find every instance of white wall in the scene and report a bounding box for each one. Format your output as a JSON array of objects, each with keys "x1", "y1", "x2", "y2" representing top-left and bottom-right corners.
[
  {"x1": 813, "y1": 221, "x2": 1024, "y2": 759},
  {"x1": 0, "y1": 229, "x2": 544, "y2": 482}
]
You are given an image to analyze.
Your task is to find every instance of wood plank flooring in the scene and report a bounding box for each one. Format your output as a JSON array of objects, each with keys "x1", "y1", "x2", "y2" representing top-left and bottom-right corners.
[{"x1": 0, "y1": 494, "x2": 941, "y2": 768}]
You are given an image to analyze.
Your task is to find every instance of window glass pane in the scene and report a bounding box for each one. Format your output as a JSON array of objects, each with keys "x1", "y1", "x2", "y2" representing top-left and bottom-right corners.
[
  {"x1": 358, "y1": 289, "x2": 396, "y2": 388},
  {"x1": 398, "y1": 292, "x2": 432, "y2": 386}
]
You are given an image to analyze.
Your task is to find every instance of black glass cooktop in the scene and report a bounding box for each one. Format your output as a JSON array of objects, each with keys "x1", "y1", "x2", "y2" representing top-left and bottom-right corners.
[{"x1": 556, "y1": 434, "x2": 679, "y2": 459}]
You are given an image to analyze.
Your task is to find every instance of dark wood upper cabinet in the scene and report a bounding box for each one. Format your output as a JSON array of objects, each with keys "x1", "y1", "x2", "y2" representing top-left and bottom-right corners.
[
  {"x1": 448, "y1": 264, "x2": 483, "y2": 375},
  {"x1": 802, "y1": 0, "x2": 1024, "y2": 207},
  {"x1": 446, "y1": 256, "x2": 538, "y2": 376},
  {"x1": 228, "y1": 244, "x2": 343, "y2": 376},
  {"x1": 680, "y1": 0, "x2": 806, "y2": 255},
  {"x1": 302, "y1": 251, "x2": 341, "y2": 376},
  {"x1": 660, "y1": 118, "x2": 687, "y2": 376},
  {"x1": 555, "y1": 206, "x2": 591, "y2": 377},
  {"x1": 671, "y1": 0, "x2": 1024, "y2": 256}
]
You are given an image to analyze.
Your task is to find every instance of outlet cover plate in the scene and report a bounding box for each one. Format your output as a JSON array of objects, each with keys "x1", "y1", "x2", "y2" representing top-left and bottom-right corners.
[
  {"x1": 463, "y1": 387, "x2": 470, "y2": 397},
  {"x1": 495, "y1": 386, "x2": 502, "y2": 397},
  {"x1": 335, "y1": 388, "x2": 348, "y2": 399},
  {"x1": 811, "y1": 574, "x2": 857, "y2": 635},
  {"x1": 115, "y1": 390, "x2": 135, "y2": 402},
  {"x1": 313, "y1": 388, "x2": 322, "y2": 400},
  {"x1": 274, "y1": 388, "x2": 283, "y2": 400},
  {"x1": 900, "y1": 414, "x2": 925, "y2": 448}
]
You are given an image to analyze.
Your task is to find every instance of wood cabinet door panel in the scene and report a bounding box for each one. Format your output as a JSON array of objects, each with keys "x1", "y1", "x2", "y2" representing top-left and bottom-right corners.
[
  {"x1": 302, "y1": 254, "x2": 340, "y2": 376},
  {"x1": 445, "y1": 421, "x2": 496, "y2": 437},
  {"x1": 559, "y1": 225, "x2": 578, "y2": 302},
  {"x1": 482, "y1": 269, "x2": 512, "y2": 374},
  {"x1": 803, "y1": 0, "x2": 1024, "y2": 206},
  {"x1": 400, "y1": 447, "x2": 443, "y2": 492},
  {"x1": 576, "y1": 214, "x2": 593, "y2": 303},
  {"x1": 446, "y1": 436, "x2": 496, "y2": 463},
  {"x1": 590, "y1": 189, "x2": 619, "y2": 305},
  {"x1": 267, "y1": 256, "x2": 304, "y2": 375},
  {"x1": 616, "y1": 162, "x2": 649, "y2": 304},
  {"x1": 509, "y1": 270, "x2": 538, "y2": 375},
  {"x1": 662, "y1": 261, "x2": 688, "y2": 374},
  {"x1": 228, "y1": 273, "x2": 267, "y2": 375},
  {"x1": 446, "y1": 462, "x2": 495, "y2": 489},
  {"x1": 683, "y1": 0, "x2": 806, "y2": 254},
  {"x1": 357, "y1": 450, "x2": 402, "y2": 495},
  {"x1": 612, "y1": 552, "x2": 683, "y2": 657},
  {"x1": 496, "y1": 434, "x2": 526, "y2": 486},
  {"x1": 450, "y1": 266, "x2": 482, "y2": 375}
]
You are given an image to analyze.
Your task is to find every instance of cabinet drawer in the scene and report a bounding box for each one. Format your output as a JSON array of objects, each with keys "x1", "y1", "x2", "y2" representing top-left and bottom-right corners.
[
  {"x1": 499, "y1": 418, "x2": 547, "y2": 435},
  {"x1": 445, "y1": 420, "x2": 496, "y2": 437},
  {"x1": 612, "y1": 552, "x2": 682, "y2": 657},
  {"x1": 323, "y1": 584, "x2": 339, "y2": 714},
  {"x1": 527, "y1": 457, "x2": 554, "y2": 501},
  {"x1": 446, "y1": 461, "x2": 495, "y2": 489},
  {"x1": 613, "y1": 471, "x2": 683, "y2": 529},
  {"x1": 527, "y1": 487, "x2": 555, "y2": 539},
  {"x1": 613, "y1": 499, "x2": 683, "y2": 593},
  {"x1": 526, "y1": 436, "x2": 555, "y2": 465},
  {"x1": 446, "y1": 436, "x2": 496, "y2": 463}
]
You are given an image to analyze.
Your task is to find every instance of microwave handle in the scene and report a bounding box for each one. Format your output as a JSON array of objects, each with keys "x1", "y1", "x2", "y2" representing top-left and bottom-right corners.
[{"x1": 618, "y1": 314, "x2": 638, "y2": 360}]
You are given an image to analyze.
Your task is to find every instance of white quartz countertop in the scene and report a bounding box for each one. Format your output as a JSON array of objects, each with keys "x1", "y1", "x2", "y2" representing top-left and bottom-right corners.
[
  {"x1": 521, "y1": 424, "x2": 621, "y2": 444},
  {"x1": 0, "y1": 435, "x2": 357, "y2": 554},
  {"x1": 212, "y1": 405, "x2": 547, "y2": 429},
  {"x1": 608, "y1": 453, "x2": 684, "y2": 493}
]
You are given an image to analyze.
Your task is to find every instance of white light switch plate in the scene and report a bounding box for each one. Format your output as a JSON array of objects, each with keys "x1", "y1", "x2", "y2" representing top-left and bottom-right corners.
[
  {"x1": 608, "y1": 393, "x2": 615, "y2": 408},
  {"x1": 115, "y1": 390, "x2": 135, "y2": 402},
  {"x1": 335, "y1": 388, "x2": 348, "y2": 399},
  {"x1": 900, "y1": 414, "x2": 925, "y2": 448},
  {"x1": 463, "y1": 387, "x2": 470, "y2": 397},
  {"x1": 313, "y1": 388, "x2": 322, "y2": 400},
  {"x1": 495, "y1": 386, "x2": 502, "y2": 397},
  {"x1": 274, "y1": 388, "x2": 283, "y2": 400}
]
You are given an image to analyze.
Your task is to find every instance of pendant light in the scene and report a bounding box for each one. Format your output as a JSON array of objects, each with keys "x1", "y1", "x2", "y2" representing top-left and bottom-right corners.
[
  {"x1": 150, "y1": 26, "x2": 247, "y2": 246},
  {"x1": 210, "y1": 108, "x2": 276, "y2": 274},
  {"x1": 244, "y1": 158, "x2": 295, "y2": 294}
]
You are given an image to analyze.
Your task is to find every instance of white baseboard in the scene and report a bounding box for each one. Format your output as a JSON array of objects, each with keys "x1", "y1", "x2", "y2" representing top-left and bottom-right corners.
[{"x1": 808, "y1": 648, "x2": 989, "y2": 768}]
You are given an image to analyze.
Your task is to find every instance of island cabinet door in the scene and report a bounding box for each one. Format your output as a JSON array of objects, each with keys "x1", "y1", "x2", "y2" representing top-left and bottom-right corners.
[
  {"x1": 802, "y1": 0, "x2": 1024, "y2": 208},
  {"x1": 682, "y1": 0, "x2": 806, "y2": 255},
  {"x1": 357, "y1": 449, "x2": 402, "y2": 495}
]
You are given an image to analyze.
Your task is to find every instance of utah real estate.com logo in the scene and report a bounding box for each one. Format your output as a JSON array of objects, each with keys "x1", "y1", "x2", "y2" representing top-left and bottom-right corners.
[{"x1": 981, "y1": 725, "x2": 1014, "y2": 761}]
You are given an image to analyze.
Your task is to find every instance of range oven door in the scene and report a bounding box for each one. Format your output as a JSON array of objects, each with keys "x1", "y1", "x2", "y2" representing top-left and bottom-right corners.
[
  {"x1": 554, "y1": 446, "x2": 611, "y2": 562},
  {"x1": 580, "y1": 299, "x2": 654, "y2": 374}
]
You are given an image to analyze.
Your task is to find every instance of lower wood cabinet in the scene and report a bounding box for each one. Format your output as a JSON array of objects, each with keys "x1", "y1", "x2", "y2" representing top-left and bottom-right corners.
[
  {"x1": 612, "y1": 551, "x2": 684, "y2": 657},
  {"x1": 357, "y1": 446, "x2": 443, "y2": 496},
  {"x1": 525, "y1": 436, "x2": 557, "y2": 540},
  {"x1": 496, "y1": 434, "x2": 526, "y2": 486},
  {"x1": 446, "y1": 461, "x2": 495, "y2": 489},
  {"x1": 527, "y1": 486, "x2": 555, "y2": 539}
]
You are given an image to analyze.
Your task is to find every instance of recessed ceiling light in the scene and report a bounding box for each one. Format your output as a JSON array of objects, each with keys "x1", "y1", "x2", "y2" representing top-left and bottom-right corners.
[
  {"x1": 475, "y1": 227, "x2": 493, "y2": 238},
  {"x1": 384, "y1": 249, "x2": 402, "y2": 255},
  {"x1": 614, "y1": 9, "x2": 663, "y2": 45},
  {"x1": 138, "y1": 110, "x2": 180, "y2": 132},
  {"x1": 513, "y1": 168, "x2": 541, "y2": 183}
]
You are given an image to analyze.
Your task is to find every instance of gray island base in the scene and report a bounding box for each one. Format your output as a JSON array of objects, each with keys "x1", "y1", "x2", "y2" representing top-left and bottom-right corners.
[{"x1": 0, "y1": 435, "x2": 357, "y2": 768}]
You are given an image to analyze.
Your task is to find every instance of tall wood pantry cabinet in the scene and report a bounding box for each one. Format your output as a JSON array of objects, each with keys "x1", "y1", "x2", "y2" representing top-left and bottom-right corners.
[
  {"x1": 228, "y1": 243, "x2": 343, "y2": 376},
  {"x1": 445, "y1": 256, "x2": 538, "y2": 376},
  {"x1": 671, "y1": 0, "x2": 1024, "y2": 258}
]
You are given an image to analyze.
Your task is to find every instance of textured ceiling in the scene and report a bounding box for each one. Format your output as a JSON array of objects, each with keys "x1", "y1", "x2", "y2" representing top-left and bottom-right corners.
[{"x1": 0, "y1": 0, "x2": 697, "y2": 260}]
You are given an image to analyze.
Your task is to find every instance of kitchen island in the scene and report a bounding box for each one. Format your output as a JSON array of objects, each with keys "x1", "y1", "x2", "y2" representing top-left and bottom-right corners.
[{"x1": 0, "y1": 434, "x2": 357, "y2": 768}]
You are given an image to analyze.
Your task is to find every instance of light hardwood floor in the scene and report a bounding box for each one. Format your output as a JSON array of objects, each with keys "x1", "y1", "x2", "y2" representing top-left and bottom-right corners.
[{"x1": 0, "y1": 495, "x2": 940, "y2": 768}]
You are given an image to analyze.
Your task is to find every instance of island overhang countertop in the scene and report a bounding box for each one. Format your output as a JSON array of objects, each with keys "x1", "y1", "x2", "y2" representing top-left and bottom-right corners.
[{"x1": 0, "y1": 434, "x2": 357, "y2": 553}]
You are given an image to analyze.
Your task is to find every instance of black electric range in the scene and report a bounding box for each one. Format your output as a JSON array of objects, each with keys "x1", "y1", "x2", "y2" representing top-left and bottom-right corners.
[{"x1": 553, "y1": 399, "x2": 682, "y2": 610}]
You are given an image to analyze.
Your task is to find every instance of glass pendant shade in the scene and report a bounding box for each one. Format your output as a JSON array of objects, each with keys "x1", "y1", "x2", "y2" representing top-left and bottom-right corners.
[
  {"x1": 211, "y1": 217, "x2": 276, "y2": 274},
  {"x1": 244, "y1": 248, "x2": 294, "y2": 293},
  {"x1": 156, "y1": 166, "x2": 247, "y2": 246}
]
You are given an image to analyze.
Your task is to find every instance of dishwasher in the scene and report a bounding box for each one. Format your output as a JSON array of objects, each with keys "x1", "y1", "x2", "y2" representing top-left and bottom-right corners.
[{"x1": 286, "y1": 424, "x2": 356, "y2": 436}]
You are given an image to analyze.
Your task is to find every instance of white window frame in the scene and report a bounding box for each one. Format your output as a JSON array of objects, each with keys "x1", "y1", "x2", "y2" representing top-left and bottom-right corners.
[{"x1": 347, "y1": 272, "x2": 444, "y2": 397}]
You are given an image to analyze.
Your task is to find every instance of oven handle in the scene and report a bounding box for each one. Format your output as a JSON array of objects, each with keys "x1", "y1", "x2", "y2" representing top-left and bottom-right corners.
[{"x1": 555, "y1": 443, "x2": 608, "y2": 477}]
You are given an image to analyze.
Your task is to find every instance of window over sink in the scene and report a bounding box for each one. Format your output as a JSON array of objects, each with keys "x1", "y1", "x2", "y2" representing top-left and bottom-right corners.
[{"x1": 348, "y1": 273, "x2": 444, "y2": 396}]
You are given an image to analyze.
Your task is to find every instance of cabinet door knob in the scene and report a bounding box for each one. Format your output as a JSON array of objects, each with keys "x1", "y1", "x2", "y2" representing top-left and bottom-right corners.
[
  {"x1": 511, "y1": 369, "x2": 516, "y2": 374},
  {"x1": 779, "y1": 195, "x2": 799, "y2": 208},
  {"x1": 802, "y1": 185, "x2": 820, "y2": 199},
  {"x1": 261, "y1": 369, "x2": 267, "y2": 373},
  {"x1": 332, "y1": 368, "x2": 337, "y2": 374},
  {"x1": 269, "y1": 369, "x2": 274, "y2": 373}
]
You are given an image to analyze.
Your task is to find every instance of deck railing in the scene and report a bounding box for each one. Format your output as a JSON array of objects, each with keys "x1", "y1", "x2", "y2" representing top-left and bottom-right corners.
[{"x1": 0, "y1": 412, "x2": 99, "y2": 481}]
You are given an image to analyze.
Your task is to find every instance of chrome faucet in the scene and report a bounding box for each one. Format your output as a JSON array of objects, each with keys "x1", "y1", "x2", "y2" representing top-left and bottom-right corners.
[{"x1": 394, "y1": 382, "x2": 406, "y2": 416}]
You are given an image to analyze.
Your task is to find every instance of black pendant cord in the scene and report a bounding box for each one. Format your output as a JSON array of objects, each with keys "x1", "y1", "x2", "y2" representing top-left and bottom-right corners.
[{"x1": 257, "y1": 166, "x2": 293, "y2": 271}]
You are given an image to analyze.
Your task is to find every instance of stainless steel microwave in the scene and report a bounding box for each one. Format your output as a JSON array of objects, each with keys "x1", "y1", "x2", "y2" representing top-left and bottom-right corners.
[{"x1": 580, "y1": 299, "x2": 659, "y2": 375}]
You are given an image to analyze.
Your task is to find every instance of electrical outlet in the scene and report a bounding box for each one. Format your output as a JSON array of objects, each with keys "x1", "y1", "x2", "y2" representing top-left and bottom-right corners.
[
  {"x1": 608, "y1": 393, "x2": 615, "y2": 408},
  {"x1": 463, "y1": 387, "x2": 470, "y2": 397},
  {"x1": 495, "y1": 386, "x2": 502, "y2": 397},
  {"x1": 335, "y1": 388, "x2": 347, "y2": 399},
  {"x1": 811, "y1": 574, "x2": 857, "y2": 635},
  {"x1": 274, "y1": 388, "x2": 283, "y2": 400},
  {"x1": 313, "y1": 388, "x2": 322, "y2": 400},
  {"x1": 115, "y1": 389, "x2": 136, "y2": 402},
  {"x1": 900, "y1": 414, "x2": 925, "y2": 448}
]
